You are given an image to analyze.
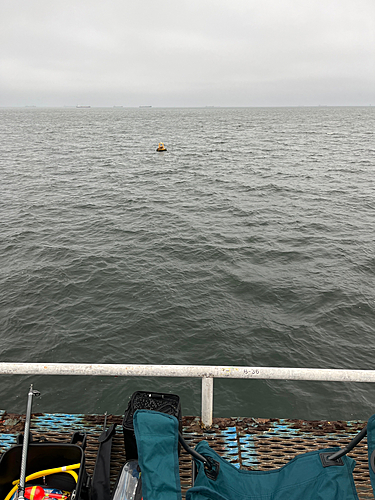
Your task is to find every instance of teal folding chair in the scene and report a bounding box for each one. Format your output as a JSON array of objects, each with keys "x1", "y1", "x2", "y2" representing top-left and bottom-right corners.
[{"x1": 134, "y1": 410, "x2": 375, "y2": 500}]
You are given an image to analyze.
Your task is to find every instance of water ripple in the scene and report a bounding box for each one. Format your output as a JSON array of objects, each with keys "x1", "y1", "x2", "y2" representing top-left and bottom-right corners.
[{"x1": 0, "y1": 106, "x2": 374, "y2": 419}]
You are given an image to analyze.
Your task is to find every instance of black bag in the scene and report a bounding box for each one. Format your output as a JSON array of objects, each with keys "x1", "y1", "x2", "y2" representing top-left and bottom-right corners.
[
  {"x1": 122, "y1": 391, "x2": 182, "y2": 459},
  {"x1": 92, "y1": 423, "x2": 117, "y2": 500},
  {"x1": 0, "y1": 432, "x2": 90, "y2": 500}
]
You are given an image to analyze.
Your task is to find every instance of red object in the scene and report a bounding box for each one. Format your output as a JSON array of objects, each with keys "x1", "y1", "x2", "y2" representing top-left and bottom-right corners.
[
  {"x1": 24, "y1": 486, "x2": 67, "y2": 500},
  {"x1": 25, "y1": 486, "x2": 45, "y2": 500}
]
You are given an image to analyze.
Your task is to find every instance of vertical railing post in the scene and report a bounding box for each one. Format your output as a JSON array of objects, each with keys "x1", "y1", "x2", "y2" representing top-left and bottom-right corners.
[{"x1": 201, "y1": 376, "x2": 213, "y2": 428}]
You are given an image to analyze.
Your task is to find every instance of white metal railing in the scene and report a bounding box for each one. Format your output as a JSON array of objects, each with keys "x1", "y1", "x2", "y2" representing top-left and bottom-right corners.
[{"x1": 1, "y1": 363, "x2": 375, "y2": 427}]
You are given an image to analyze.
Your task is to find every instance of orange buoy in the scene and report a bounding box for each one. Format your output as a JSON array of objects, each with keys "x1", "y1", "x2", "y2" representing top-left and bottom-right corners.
[{"x1": 156, "y1": 142, "x2": 167, "y2": 152}]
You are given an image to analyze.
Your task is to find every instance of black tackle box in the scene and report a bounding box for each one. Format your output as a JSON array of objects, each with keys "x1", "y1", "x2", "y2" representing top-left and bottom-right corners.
[
  {"x1": 0, "y1": 434, "x2": 89, "y2": 500},
  {"x1": 122, "y1": 391, "x2": 182, "y2": 459}
]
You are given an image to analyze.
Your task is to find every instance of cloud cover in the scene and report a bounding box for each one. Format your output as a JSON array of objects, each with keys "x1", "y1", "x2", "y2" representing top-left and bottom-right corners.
[{"x1": 1, "y1": 0, "x2": 374, "y2": 106}]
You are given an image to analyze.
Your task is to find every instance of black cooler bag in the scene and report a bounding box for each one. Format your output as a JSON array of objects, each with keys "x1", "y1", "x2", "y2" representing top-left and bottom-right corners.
[
  {"x1": 122, "y1": 391, "x2": 182, "y2": 459},
  {"x1": 0, "y1": 436, "x2": 89, "y2": 500}
]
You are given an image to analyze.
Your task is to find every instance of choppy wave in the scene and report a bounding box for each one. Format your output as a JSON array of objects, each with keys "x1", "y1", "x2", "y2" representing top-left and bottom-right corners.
[{"x1": 0, "y1": 106, "x2": 374, "y2": 419}]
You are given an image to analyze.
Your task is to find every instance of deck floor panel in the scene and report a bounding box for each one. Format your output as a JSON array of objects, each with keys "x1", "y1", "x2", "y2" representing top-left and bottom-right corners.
[{"x1": 0, "y1": 413, "x2": 373, "y2": 498}]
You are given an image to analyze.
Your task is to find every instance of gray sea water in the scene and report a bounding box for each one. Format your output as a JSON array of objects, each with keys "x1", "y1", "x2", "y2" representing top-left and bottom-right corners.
[{"x1": 1, "y1": 106, "x2": 374, "y2": 420}]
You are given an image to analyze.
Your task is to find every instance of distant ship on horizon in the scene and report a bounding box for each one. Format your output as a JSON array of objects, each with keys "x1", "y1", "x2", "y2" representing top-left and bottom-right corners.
[{"x1": 76, "y1": 105, "x2": 91, "y2": 108}]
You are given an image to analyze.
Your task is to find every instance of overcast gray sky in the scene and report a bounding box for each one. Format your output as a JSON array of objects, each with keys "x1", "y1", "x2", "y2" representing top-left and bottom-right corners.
[{"x1": 1, "y1": 0, "x2": 374, "y2": 107}]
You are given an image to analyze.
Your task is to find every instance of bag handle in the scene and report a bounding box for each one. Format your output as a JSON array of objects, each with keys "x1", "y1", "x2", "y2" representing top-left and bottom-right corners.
[
  {"x1": 327, "y1": 425, "x2": 367, "y2": 462},
  {"x1": 17, "y1": 431, "x2": 87, "y2": 448},
  {"x1": 17, "y1": 432, "x2": 33, "y2": 445},
  {"x1": 178, "y1": 432, "x2": 220, "y2": 480},
  {"x1": 71, "y1": 431, "x2": 87, "y2": 450}
]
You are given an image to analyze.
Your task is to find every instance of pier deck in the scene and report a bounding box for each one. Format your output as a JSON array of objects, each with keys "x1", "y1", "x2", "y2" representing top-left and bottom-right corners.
[{"x1": 0, "y1": 412, "x2": 372, "y2": 499}]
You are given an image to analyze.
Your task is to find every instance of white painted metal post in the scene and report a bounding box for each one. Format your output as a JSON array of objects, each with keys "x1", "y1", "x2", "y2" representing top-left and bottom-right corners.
[{"x1": 202, "y1": 376, "x2": 213, "y2": 428}]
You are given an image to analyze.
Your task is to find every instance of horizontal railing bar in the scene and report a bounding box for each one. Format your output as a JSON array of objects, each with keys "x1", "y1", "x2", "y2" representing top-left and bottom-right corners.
[{"x1": 1, "y1": 363, "x2": 375, "y2": 382}]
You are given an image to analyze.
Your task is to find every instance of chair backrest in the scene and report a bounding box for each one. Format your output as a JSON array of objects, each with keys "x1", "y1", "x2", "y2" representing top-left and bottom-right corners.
[{"x1": 134, "y1": 409, "x2": 182, "y2": 500}]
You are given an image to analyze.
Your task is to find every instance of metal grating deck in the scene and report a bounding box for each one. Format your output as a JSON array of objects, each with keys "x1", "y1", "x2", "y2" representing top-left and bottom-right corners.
[{"x1": 0, "y1": 412, "x2": 373, "y2": 499}]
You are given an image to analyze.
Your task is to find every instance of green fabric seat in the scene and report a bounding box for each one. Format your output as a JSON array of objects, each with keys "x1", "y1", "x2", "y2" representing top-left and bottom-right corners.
[
  {"x1": 187, "y1": 441, "x2": 358, "y2": 500},
  {"x1": 134, "y1": 409, "x2": 375, "y2": 500},
  {"x1": 366, "y1": 414, "x2": 375, "y2": 493},
  {"x1": 134, "y1": 409, "x2": 182, "y2": 500}
]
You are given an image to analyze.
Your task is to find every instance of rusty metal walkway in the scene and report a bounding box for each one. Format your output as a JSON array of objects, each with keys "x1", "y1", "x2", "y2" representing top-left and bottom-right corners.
[{"x1": 0, "y1": 411, "x2": 373, "y2": 499}]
